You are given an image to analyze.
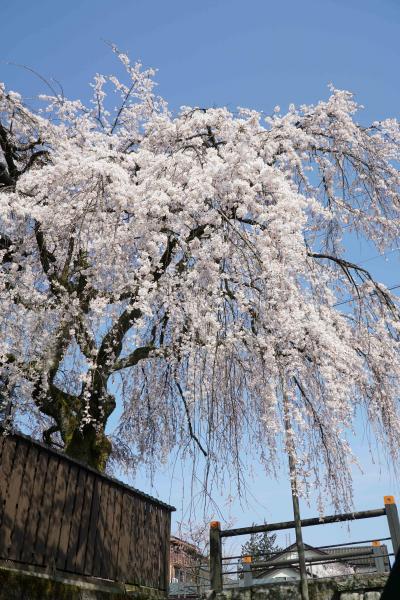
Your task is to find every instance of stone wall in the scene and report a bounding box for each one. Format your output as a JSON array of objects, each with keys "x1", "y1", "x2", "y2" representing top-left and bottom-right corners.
[
  {"x1": 0, "y1": 562, "x2": 167, "y2": 600},
  {"x1": 218, "y1": 574, "x2": 388, "y2": 600}
]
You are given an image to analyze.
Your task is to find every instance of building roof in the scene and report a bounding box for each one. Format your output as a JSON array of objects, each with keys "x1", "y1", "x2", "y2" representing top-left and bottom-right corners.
[
  {"x1": 259, "y1": 543, "x2": 334, "y2": 566},
  {"x1": 170, "y1": 536, "x2": 204, "y2": 558},
  {"x1": 323, "y1": 545, "x2": 390, "y2": 571},
  {"x1": 253, "y1": 542, "x2": 388, "y2": 578}
]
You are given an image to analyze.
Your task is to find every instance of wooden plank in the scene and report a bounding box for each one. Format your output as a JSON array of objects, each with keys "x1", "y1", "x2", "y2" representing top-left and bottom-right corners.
[
  {"x1": 156, "y1": 507, "x2": 163, "y2": 590},
  {"x1": 82, "y1": 477, "x2": 102, "y2": 576},
  {"x1": 147, "y1": 504, "x2": 155, "y2": 588},
  {"x1": 100, "y1": 484, "x2": 116, "y2": 579},
  {"x1": 127, "y1": 494, "x2": 141, "y2": 585},
  {"x1": 143, "y1": 502, "x2": 150, "y2": 586},
  {"x1": 110, "y1": 484, "x2": 123, "y2": 580},
  {"x1": 148, "y1": 504, "x2": 155, "y2": 586},
  {"x1": 65, "y1": 468, "x2": 88, "y2": 572},
  {"x1": 138, "y1": 499, "x2": 146, "y2": 586},
  {"x1": 152, "y1": 505, "x2": 161, "y2": 589},
  {"x1": 9, "y1": 444, "x2": 39, "y2": 560},
  {"x1": 156, "y1": 507, "x2": 164, "y2": 589},
  {"x1": 44, "y1": 459, "x2": 70, "y2": 568},
  {"x1": 34, "y1": 455, "x2": 59, "y2": 565},
  {"x1": 20, "y1": 450, "x2": 49, "y2": 564},
  {"x1": 116, "y1": 492, "x2": 133, "y2": 582},
  {"x1": 0, "y1": 436, "x2": 17, "y2": 536},
  {"x1": 1, "y1": 440, "x2": 29, "y2": 558},
  {"x1": 56, "y1": 463, "x2": 78, "y2": 570},
  {"x1": 153, "y1": 507, "x2": 160, "y2": 589},
  {"x1": 163, "y1": 511, "x2": 171, "y2": 591},
  {"x1": 141, "y1": 500, "x2": 149, "y2": 586},
  {"x1": 132, "y1": 499, "x2": 146, "y2": 586},
  {"x1": 71, "y1": 472, "x2": 94, "y2": 573},
  {"x1": 0, "y1": 434, "x2": 7, "y2": 464},
  {"x1": 92, "y1": 480, "x2": 110, "y2": 578}
]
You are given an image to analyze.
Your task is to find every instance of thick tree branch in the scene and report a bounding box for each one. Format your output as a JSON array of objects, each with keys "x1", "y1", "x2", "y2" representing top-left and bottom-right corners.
[
  {"x1": 34, "y1": 221, "x2": 57, "y2": 275},
  {"x1": 0, "y1": 163, "x2": 13, "y2": 187},
  {"x1": 20, "y1": 149, "x2": 49, "y2": 174},
  {"x1": 0, "y1": 122, "x2": 18, "y2": 180},
  {"x1": 60, "y1": 236, "x2": 75, "y2": 285},
  {"x1": 113, "y1": 345, "x2": 155, "y2": 371}
]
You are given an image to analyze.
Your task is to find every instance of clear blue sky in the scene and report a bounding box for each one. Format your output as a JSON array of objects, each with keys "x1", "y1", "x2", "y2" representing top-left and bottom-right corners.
[{"x1": 2, "y1": 0, "x2": 400, "y2": 554}]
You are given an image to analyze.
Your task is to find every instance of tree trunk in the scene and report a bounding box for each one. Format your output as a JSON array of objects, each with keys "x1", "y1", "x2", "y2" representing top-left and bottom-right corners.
[
  {"x1": 63, "y1": 423, "x2": 112, "y2": 471},
  {"x1": 37, "y1": 384, "x2": 115, "y2": 472}
]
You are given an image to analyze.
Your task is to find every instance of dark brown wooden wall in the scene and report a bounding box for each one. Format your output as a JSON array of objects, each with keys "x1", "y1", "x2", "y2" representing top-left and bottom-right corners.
[{"x1": 0, "y1": 432, "x2": 173, "y2": 590}]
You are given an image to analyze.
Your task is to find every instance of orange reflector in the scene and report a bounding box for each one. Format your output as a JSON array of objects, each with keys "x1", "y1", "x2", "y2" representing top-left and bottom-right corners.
[
  {"x1": 243, "y1": 556, "x2": 252, "y2": 563},
  {"x1": 210, "y1": 521, "x2": 221, "y2": 529},
  {"x1": 372, "y1": 540, "x2": 381, "y2": 547},
  {"x1": 384, "y1": 495, "x2": 395, "y2": 505}
]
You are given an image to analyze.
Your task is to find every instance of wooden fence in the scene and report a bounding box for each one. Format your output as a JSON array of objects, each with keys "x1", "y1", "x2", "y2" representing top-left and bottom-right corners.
[
  {"x1": 0, "y1": 431, "x2": 175, "y2": 591},
  {"x1": 209, "y1": 499, "x2": 400, "y2": 592}
]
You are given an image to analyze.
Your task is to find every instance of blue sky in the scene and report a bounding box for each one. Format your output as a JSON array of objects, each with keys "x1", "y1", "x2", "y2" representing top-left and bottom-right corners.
[{"x1": 2, "y1": 0, "x2": 400, "y2": 554}]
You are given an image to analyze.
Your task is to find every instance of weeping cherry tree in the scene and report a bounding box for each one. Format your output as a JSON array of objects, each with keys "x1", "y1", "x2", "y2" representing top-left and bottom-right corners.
[{"x1": 1, "y1": 50, "x2": 400, "y2": 510}]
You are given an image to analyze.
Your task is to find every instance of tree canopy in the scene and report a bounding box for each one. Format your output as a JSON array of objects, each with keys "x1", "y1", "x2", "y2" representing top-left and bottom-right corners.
[
  {"x1": 1, "y1": 49, "x2": 400, "y2": 508},
  {"x1": 241, "y1": 530, "x2": 282, "y2": 561}
]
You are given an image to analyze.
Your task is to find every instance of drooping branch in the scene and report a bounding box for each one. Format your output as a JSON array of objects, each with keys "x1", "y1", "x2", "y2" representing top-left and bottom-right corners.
[
  {"x1": 309, "y1": 252, "x2": 399, "y2": 316},
  {"x1": 175, "y1": 379, "x2": 208, "y2": 457},
  {"x1": 293, "y1": 376, "x2": 334, "y2": 477}
]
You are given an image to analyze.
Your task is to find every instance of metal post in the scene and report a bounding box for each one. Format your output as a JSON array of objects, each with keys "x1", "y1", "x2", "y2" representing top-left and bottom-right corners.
[
  {"x1": 372, "y1": 541, "x2": 386, "y2": 574},
  {"x1": 242, "y1": 556, "x2": 252, "y2": 587},
  {"x1": 282, "y1": 385, "x2": 309, "y2": 600},
  {"x1": 291, "y1": 490, "x2": 309, "y2": 600},
  {"x1": 384, "y1": 496, "x2": 400, "y2": 555},
  {"x1": 210, "y1": 521, "x2": 223, "y2": 593}
]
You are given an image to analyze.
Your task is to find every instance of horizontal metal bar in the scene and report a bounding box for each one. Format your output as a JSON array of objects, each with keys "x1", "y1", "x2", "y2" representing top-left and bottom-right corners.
[
  {"x1": 173, "y1": 564, "x2": 209, "y2": 570},
  {"x1": 220, "y1": 508, "x2": 386, "y2": 538},
  {"x1": 347, "y1": 553, "x2": 393, "y2": 563},
  {"x1": 223, "y1": 550, "x2": 283, "y2": 561},
  {"x1": 318, "y1": 537, "x2": 391, "y2": 550},
  {"x1": 250, "y1": 548, "x2": 374, "y2": 569},
  {"x1": 223, "y1": 555, "x2": 275, "y2": 562},
  {"x1": 222, "y1": 537, "x2": 392, "y2": 562}
]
